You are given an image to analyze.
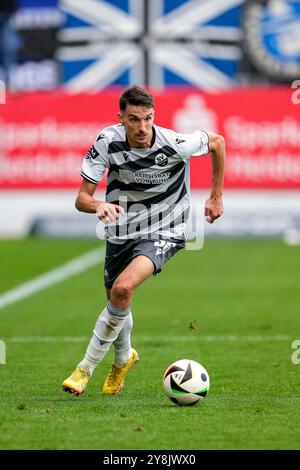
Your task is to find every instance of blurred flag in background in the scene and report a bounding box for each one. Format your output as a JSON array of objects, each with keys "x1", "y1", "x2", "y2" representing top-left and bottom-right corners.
[{"x1": 1, "y1": 0, "x2": 300, "y2": 91}]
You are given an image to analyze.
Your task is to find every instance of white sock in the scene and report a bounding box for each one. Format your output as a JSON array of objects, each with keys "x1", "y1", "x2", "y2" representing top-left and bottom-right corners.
[
  {"x1": 77, "y1": 301, "x2": 130, "y2": 376},
  {"x1": 113, "y1": 311, "x2": 133, "y2": 366}
]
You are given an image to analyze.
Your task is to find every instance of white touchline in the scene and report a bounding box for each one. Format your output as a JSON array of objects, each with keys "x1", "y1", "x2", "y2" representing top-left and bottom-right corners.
[
  {"x1": 2, "y1": 334, "x2": 292, "y2": 343},
  {"x1": 0, "y1": 247, "x2": 106, "y2": 311}
]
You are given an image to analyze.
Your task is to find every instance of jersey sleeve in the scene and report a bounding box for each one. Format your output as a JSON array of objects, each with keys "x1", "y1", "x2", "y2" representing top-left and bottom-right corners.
[
  {"x1": 81, "y1": 134, "x2": 109, "y2": 184},
  {"x1": 175, "y1": 130, "x2": 209, "y2": 160}
]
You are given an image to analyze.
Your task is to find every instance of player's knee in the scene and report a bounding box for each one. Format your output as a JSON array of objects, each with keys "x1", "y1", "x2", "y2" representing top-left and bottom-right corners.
[{"x1": 111, "y1": 281, "x2": 134, "y2": 303}]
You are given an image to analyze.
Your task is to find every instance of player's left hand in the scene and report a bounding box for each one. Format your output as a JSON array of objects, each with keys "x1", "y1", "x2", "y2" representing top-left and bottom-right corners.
[{"x1": 205, "y1": 194, "x2": 224, "y2": 224}]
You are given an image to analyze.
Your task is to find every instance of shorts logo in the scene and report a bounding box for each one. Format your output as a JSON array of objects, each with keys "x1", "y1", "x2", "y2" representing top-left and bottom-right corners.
[
  {"x1": 155, "y1": 153, "x2": 168, "y2": 167},
  {"x1": 154, "y1": 240, "x2": 176, "y2": 255}
]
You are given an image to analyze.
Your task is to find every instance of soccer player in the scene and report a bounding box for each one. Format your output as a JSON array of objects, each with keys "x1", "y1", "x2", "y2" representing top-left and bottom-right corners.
[{"x1": 62, "y1": 85, "x2": 225, "y2": 396}]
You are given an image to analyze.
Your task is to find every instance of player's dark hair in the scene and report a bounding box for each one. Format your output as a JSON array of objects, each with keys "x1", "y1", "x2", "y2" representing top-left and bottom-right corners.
[{"x1": 119, "y1": 85, "x2": 154, "y2": 111}]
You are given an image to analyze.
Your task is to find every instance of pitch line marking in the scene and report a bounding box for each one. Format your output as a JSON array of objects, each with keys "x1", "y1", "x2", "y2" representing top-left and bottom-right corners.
[
  {"x1": 0, "y1": 247, "x2": 106, "y2": 311},
  {"x1": 3, "y1": 335, "x2": 292, "y2": 343}
]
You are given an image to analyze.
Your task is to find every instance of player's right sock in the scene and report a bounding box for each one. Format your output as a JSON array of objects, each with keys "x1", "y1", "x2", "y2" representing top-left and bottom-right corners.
[{"x1": 113, "y1": 311, "x2": 133, "y2": 366}]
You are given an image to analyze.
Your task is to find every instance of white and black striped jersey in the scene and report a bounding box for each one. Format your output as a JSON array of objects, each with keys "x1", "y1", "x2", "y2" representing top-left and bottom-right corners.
[{"x1": 81, "y1": 124, "x2": 209, "y2": 244}]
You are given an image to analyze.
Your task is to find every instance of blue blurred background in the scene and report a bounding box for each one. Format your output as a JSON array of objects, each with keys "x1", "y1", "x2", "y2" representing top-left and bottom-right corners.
[{"x1": 1, "y1": 0, "x2": 300, "y2": 91}]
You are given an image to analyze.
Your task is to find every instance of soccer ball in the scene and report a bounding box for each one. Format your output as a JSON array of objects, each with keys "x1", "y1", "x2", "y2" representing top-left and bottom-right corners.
[{"x1": 163, "y1": 359, "x2": 210, "y2": 406}]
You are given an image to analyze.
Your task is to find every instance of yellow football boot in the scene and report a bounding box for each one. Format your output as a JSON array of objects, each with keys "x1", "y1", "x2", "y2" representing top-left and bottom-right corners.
[
  {"x1": 62, "y1": 367, "x2": 89, "y2": 396},
  {"x1": 103, "y1": 349, "x2": 139, "y2": 396}
]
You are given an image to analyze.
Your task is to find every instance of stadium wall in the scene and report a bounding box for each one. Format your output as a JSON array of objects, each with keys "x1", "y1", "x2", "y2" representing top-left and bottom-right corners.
[{"x1": 0, "y1": 88, "x2": 299, "y2": 239}]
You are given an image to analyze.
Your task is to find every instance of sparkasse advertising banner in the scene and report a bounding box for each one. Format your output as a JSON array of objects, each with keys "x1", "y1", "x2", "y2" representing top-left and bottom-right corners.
[{"x1": 0, "y1": 88, "x2": 299, "y2": 189}]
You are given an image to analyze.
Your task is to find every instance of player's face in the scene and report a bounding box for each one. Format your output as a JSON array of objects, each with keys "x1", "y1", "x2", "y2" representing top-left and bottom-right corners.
[{"x1": 118, "y1": 105, "x2": 154, "y2": 149}]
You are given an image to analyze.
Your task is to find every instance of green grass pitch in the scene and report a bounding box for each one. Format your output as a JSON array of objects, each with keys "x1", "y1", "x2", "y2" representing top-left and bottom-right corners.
[{"x1": 0, "y1": 237, "x2": 299, "y2": 450}]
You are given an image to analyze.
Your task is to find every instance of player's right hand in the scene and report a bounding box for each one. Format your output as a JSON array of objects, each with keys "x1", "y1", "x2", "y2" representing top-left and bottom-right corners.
[{"x1": 96, "y1": 202, "x2": 125, "y2": 224}]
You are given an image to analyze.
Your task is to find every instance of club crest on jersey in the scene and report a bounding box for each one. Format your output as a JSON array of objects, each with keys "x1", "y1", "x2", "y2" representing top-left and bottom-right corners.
[{"x1": 155, "y1": 153, "x2": 168, "y2": 167}]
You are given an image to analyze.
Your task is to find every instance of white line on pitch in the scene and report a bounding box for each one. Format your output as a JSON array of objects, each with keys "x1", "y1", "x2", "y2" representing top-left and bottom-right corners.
[
  {"x1": 0, "y1": 247, "x2": 105, "y2": 311},
  {"x1": 3, "y1": 334, "x2": 292, "y2": 343}
]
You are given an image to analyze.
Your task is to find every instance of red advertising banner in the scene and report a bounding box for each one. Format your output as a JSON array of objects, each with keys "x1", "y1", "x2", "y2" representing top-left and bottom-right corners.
[{"x1": 0, "y1": 88, "x2": 299, "y2": 189}]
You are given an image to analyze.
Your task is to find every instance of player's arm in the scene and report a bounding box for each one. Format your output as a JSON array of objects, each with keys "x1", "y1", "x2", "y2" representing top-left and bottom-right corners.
[
  {"x1": 205, "y1": 132, "x2": 225, "y2": 224},
  {"x1": 75, "y1": 178, "x2": 124, "y2": 223}
]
